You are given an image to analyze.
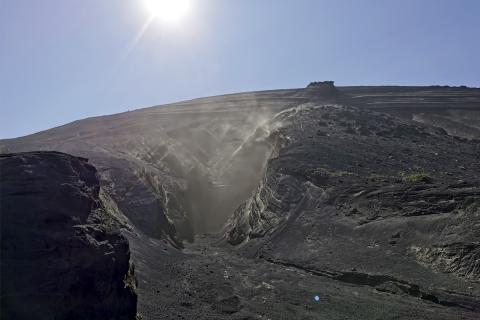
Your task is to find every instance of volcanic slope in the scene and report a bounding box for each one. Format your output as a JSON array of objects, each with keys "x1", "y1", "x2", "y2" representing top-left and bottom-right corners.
[
  {"x1": 1, "y1": 84, "x2": 480, "y2": 319},
  {"x1": 124, "y1": 103, "x2": 479, "y2": 319},
  {"x1": 1, "y1": 84, "x2": 479, "y2": 243}
]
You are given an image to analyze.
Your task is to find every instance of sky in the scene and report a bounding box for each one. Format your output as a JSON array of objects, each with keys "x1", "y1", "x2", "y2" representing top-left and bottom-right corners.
[{"x1": 1, "y1": 0, "x2": 479, "y2": 138}]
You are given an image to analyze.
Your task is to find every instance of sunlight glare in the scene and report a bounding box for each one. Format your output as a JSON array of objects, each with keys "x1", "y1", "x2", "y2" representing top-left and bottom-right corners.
[{"x1": 144, "y1": 0, "x2": 191, "y2": 23}]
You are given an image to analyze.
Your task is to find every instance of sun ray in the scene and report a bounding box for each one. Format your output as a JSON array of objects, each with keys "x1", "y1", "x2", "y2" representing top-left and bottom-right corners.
[{"x1": 119, "y1": 15, "x2": 155, "y2": 65}]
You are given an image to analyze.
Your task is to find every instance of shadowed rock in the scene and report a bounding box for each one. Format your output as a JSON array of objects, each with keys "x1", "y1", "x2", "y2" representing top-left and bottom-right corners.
[{"x1": 0, "y1": 151, "x2": 137, "y2": 320}]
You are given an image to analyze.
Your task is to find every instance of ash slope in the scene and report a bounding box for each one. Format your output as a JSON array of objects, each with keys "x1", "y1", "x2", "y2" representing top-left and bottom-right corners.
[
  {"x1": 128, "y1": 104, "x2": 480, "y2": 320},
  {"x1": 1, "y1": 85, "x2": 479, "y2": 244},
  {"x1": 224, "y1": 104, "x2": 480, "y2": 315},
  {"x1": 0, "y1": 152, "x2": 137, "y2": 320},
  {"x1": 1, "y1": 84, "x2": 480, "y2": 319}
]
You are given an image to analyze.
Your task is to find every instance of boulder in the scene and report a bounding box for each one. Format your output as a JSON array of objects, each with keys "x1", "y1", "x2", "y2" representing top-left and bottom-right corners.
[{"x1": 0, "y1": 151, "x2": 137, "y2": 320}]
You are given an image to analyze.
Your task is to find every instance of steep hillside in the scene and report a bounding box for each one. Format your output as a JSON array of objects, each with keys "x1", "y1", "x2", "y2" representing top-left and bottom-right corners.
[
  {"x1": 124, "y1": 104, "x2": 479, "y2": 319},
  {"x1": 225, "y1": 104, "x2": 480, "y2": 310},
  {"x1": 1, "y1": 84, "x2": 479, "y2": 244},
  {"x1": 1, "y1": 84, "x2": 479, "y2": 319}
]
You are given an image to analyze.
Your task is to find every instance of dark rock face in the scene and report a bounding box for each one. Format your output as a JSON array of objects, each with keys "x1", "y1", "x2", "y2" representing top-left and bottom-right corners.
[
  {"x1": 225, "y1": 104, "x2": 480, "y2": 314},
  {"x1": 0, "y1": 152, "x2": 137, "y2": 320},
  {"x1": 306, "y1": 81, "x2": 339, "y2": 99},
  {"x1": 308, "y1": 81, "x2": 335, "y2": 87}
]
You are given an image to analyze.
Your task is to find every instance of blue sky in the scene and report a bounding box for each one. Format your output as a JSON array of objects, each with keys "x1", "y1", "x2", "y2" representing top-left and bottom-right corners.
[{"x1": 1, "y1": 0, "x2": 479, "y2": 138}]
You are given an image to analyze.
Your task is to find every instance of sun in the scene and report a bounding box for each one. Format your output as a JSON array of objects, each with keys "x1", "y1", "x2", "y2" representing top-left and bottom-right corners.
[{"x1": 144, "y1": 0, "x2": 191, "y2": 23}]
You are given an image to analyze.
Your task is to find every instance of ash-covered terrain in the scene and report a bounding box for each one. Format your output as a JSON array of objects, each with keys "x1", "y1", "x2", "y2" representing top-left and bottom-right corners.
[{"x1": 1, "y1": 82, "x2": 479, "y2": 319}]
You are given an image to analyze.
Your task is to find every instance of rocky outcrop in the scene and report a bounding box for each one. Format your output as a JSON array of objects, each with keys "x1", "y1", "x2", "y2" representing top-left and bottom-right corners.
[
  {"x1": 305, "y1": 81, "x2": 339, "y2": 99},
  {"x1": 308, "y1": 80, "x2": 335, "y2": 86},
  {"x1": 0, "y1": 151, "x2": 137, "y2": 320}
]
